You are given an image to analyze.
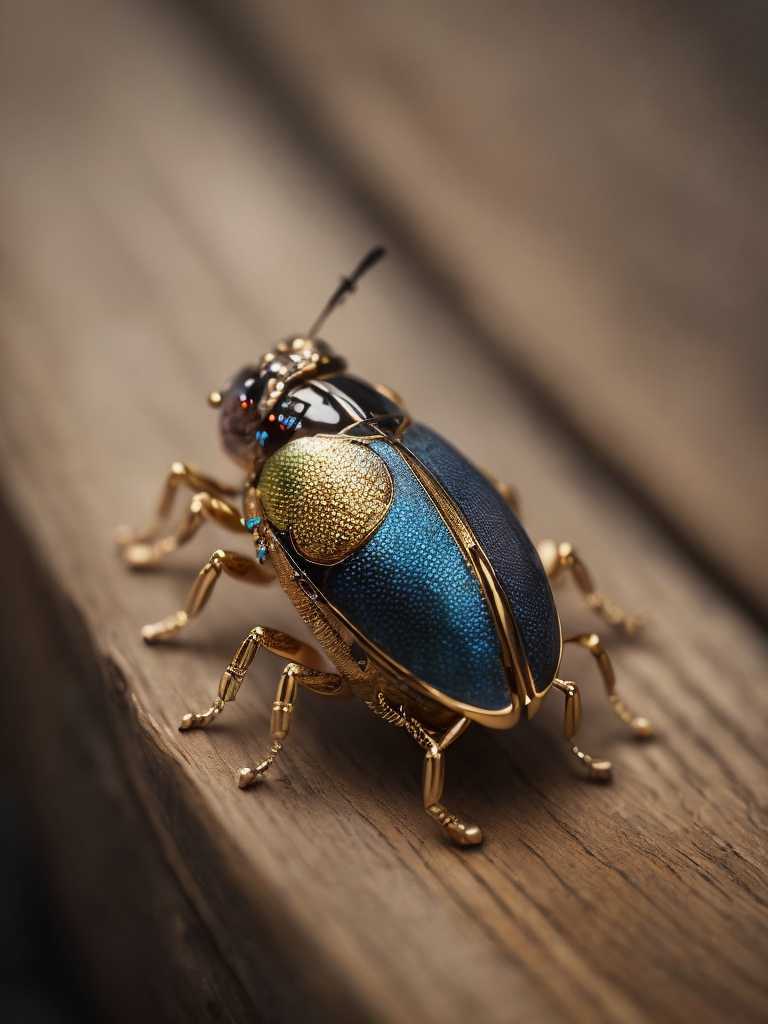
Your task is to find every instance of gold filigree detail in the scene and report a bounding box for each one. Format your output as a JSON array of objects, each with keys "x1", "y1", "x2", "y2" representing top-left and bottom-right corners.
[{"x1": 365, "y1": 691, "x2": 437, "y2": 751}]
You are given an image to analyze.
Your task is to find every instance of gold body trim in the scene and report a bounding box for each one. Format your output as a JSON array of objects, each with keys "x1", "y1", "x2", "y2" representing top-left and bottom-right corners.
[
  {"x1": 257, "y1": 430, "x2": 561, "y2": 729},
  {"x1": 392, "y1": 440, "x2": 560, "y2": 712}
]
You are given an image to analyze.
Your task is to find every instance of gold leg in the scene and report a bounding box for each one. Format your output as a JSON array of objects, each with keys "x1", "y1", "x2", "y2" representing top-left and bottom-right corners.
[
  {"x1": 553, "y1": 677, "x2": 613, "y2": 781},
  {"x1": 117, "y1": 461, "x2": 239, "y2": 543},
  {"x1": 239, "y1": 662, "x2": 348, "y2": 787},
  {"x1": 120, "y1": 490, "x2": 245, "y2": 568},
  {"x1": 141, "y1": 548, "x2": 274, "y2": 644},
  {"x1": 367, "y1": 693, "x2": 481, "y2": 846},
  {"x1": 537, "y1": 539, "x2": 643, "y2": 635},
  {"x1": 564, "y1": 633, "x2": 652, "y2": 738},
  {"x1": 117, "y1": 461, "x2": 243, "y2": 568},
  {"x1": 237, "y1": 663, "x2": 299, "y2": 788},
  {"x1": 179, "y1": 625, "x2": 325, "y2": 732},
  {"x1": 179, "y1": 626, "x2": 346, "y2": 790}
]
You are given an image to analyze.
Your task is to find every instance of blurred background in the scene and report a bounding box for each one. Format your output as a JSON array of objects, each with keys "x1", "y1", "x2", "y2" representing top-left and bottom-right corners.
[
  {"x1": 209, "y1": 0, "x2": 768, "y2": 615},
  {"x1": 1, "y1": 0, "x2": 766, "y2": 1021}
]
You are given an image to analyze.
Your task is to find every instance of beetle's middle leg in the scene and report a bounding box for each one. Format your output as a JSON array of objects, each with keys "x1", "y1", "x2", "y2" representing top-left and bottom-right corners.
[
  {"x1": 179, "y1": 623, "x2": 347, "y2": 788},
  {"x1": 237, "y1": 662, "x2": 345, "y2": 788},
  {"x1": 141, "y1": 548, "x2": 275, "y2": 644},
  {"x1": 537, "y1": 540, "x2": 643, "y2": 635},
  {"x1": 178, "y1": 625, "x2": 330, "y2": 729}
]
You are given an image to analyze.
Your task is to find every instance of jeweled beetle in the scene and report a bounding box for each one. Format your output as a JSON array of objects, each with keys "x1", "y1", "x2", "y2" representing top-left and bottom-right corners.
[{"x1": 117, "y1": 248, "x2": 651, "y2": 846}]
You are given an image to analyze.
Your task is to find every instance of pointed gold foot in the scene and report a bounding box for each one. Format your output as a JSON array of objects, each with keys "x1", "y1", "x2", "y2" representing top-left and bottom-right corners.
[
  {"x1": 238, "y1": 742, "x2": 282, "y2": 788},
  {"x1": 179, "y1": 698, "x2": 224, "y2": 731},
  {"x1": 609, "y1": 694, "x2": 653, "y2": 738},
  {"x1": 630, "y1": 716, "x2": 653, "y2": 738},
  {"x1": 426, "y1": 803, "x2": 483, "y2": 846},
  {"x1": 570, "y1": 746, "x2": 613, "y2": 781},
  {"x1": 114, "y1": 524, "x2": 141, "y2": 547},
  {"x1": 121, "y1": 540, "x2": 162, "y2": 569},
  {"x1": 142, "y1": 611, "x2": 189, "y2": 644}
]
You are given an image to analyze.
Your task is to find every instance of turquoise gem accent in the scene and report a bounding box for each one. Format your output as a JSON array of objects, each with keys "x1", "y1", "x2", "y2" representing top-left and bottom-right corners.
[
  {"x1": 257, "y1": 543, "x2": 267, "y2": 564},
  {"x1": 244, "y1": 516, "x2": 261, "y2": 532}
]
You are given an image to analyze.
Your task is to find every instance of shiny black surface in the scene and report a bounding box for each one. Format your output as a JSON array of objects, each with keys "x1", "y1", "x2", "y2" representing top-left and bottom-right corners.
[
  {"x1": 255, "y1": 375, "x2": 403, "y2": 464},
  {"x1": 217, "y1": 364, "x2": 266, "y2": 466}
]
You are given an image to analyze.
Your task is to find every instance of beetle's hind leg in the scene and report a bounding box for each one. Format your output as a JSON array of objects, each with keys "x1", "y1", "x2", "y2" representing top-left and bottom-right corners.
[
  {"x1": 553, "y1": 678, "x2": 613, "y2": 781},
  {"x1": 537, "y1": 540, "x2": 643, "y2": 635},
  {"x1": 367, "y1": 694, "x2": 481, "y2": 846},
  {"x1": 423, "y1": 734, "x2": 483, "y2": 847},
  {"x1": 141, "y1": 548, "x2": 274, "y2": 643},
  {"x1": 565, "y1": 633, "x2": 652, "y2": 738},
  {"x1": 117, "y1": 462, "x2": 242, "y2": 568}
]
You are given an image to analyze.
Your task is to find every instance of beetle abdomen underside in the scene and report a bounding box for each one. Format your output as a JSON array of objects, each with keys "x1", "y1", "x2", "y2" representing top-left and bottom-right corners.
[{"x1": 401, "y1": 424, "x2": 561, "y2": 694}]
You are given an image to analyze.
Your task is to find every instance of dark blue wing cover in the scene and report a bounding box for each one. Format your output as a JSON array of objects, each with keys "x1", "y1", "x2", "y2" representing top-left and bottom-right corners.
[
  {"x1": 303, "y1": 438, "x2": 512, "y2": 711},
  {"x1": 294, "y1": 426, "x2": 560, "y2": 710},
  {"x1": 401, "y1": 424, "x2": 561, "y2": 694}
]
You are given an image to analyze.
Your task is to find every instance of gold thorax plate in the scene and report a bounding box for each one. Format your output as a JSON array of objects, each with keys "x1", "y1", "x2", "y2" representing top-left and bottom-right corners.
[{"x1": 258, "y1": 435, "x2": 394, "y2": 565}]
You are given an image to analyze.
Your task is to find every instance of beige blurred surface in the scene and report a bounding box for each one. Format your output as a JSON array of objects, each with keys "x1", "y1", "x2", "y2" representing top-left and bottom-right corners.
[
  {"x1": 214, "y1": 0, "x2": 768, "y2": 614},
  {"x1": 0, "y1": 1, "x2": 767, "y2": 1023}
]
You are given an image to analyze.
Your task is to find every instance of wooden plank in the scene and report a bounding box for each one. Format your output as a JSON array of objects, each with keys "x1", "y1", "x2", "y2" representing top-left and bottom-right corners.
[
  {"x1": 0, "y1": 1, "x2": 767, "y2": 1022},
  {"x1": 202, "y1": 0, "x2": 768, "y2": 616}
]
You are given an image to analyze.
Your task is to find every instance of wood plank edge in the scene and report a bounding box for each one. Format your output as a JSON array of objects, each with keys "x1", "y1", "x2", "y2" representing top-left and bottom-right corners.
[{"x1": 0, "y1": 489, "x2": 382, "y2": 1024}]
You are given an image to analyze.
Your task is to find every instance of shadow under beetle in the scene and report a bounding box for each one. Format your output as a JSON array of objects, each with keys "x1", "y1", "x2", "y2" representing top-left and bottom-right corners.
[{"x1": 117, "y1": 248, "x2": 651, "y2": 846}]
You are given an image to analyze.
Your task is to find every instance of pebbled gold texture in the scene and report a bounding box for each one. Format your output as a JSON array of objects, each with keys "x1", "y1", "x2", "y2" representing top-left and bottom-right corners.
[{"x1": 258, "y1": 435, "x2": 394, "y2": 564}]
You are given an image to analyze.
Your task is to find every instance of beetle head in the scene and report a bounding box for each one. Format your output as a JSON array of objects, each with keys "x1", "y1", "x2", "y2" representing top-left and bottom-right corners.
[
  {"x1": 210, "y1": 247, "x2": 386, "y2": 469},
  {"x1": 211, "y1": 337, "x2": 347, "y2": 468}
]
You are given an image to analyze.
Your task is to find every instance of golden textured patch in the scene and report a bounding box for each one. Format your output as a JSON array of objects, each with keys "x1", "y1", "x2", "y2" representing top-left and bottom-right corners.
[{"x1": 258, "y1": 435, "x2": 394, "y2": 564}]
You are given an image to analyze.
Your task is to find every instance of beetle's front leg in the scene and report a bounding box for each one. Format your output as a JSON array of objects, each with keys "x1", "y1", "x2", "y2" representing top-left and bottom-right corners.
[
  {"x1": 119, "y1": 489, "x2": 244, "y2": 568},
  {"x1": 537, "y1": 540, "x2": 644, "y2": 635},
  {"x1": 141, "y1": 548, "x2": 275, "y2": 644},
  {"x1": 116, "y1": 462, "x2": 242, "y2": 568}
]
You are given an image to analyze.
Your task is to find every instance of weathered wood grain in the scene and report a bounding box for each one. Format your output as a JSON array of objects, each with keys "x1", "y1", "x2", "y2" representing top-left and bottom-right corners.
[
  {"x1": 200, "y1": 0, "x2": 768, "y2": 616},
  {"x1": 0, "y1": 1, "x2": 767, "y2": 1023}
]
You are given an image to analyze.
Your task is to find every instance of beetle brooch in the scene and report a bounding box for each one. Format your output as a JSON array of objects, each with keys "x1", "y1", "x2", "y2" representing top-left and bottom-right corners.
[{"x1": 117, "y1": 247, "x2": 650, "y2": 846}]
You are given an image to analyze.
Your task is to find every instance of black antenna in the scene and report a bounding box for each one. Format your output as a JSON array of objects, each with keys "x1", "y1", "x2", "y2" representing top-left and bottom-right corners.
[{"x1": 307, "y1": 246, "x2": 386, "y2": 338}]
